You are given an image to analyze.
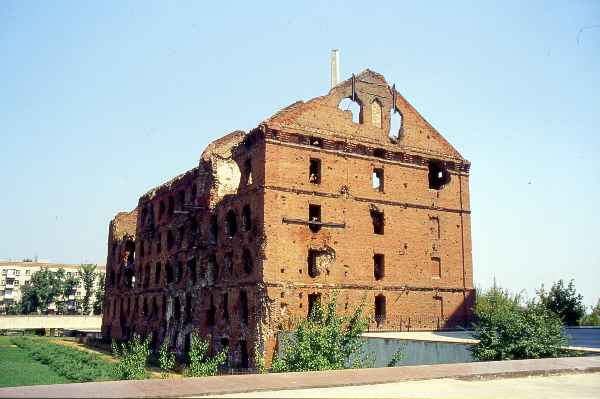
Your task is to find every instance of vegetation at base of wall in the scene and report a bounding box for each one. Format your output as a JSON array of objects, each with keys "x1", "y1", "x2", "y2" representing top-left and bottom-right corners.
[
  {"x1": 537, "y1": 279, "x2": 586, "y2": 326},
  {"x1": 580, "y1": 299, "x2": 600, "y2": 326},
  {"x1": 111, "y1": 335, "x2": 151, "y2": 380},
  {"x1": 184, "y1": 331, "x2": 227, "y2": 377},
  {"x1": 271, "y1": 294, "x2": 372, "y2": 372},
  {"x1": 11, "y1": 337, "x2": 114, "y2": 382},
  {"x1": 254, "y1": 340, "x2": 265, "y2": 374},
  {"x1": 471, "y1": 283, "x2": 568, "y2": 361},
  {"x1": 386, "y1": 345, "x2": 406, "y2": 367},
  {"x1": 158, "y1": 340, "x2": 176, "y2": 378}
]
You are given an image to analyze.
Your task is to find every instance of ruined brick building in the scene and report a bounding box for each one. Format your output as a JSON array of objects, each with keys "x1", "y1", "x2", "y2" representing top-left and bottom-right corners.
[{"x1": 101, "y1": 68, "x2": 474, "y2": 369}]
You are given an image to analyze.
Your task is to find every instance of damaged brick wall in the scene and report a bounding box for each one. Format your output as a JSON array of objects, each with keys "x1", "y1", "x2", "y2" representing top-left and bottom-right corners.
[{"x1": 102, "y1": 69, "x2": 473, "y2": 369}]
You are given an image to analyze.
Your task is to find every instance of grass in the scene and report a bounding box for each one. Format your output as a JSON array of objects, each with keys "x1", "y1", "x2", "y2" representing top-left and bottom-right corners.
[
  {"x1": 0, "y1": 336, "x2": 69, "y2": 387},
  {"x1": 11, "y1": 336, "x2": 115, "y2": 383}
]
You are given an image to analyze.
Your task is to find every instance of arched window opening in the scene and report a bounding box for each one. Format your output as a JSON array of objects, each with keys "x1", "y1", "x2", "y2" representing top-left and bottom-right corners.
[
  {"x1": 226, "y1": 210, "x2": 237, "y2": 237},
  {"x1": 375, "y1": 294, "x2": 386, "y2": 327},
  {"x1": 177, "y1": 190, "x2": 185, "y2": 210},
  {"x1": 173, "y1": 297, "x2": 181, "y2": 320},
  {"x1": 144, "y1": 264, "x2": 150, "y2": 288},
  {"x1": 242, "y1": 249, "x2": 253, "y2": 274},
  {"x1": 155, "y1": 262, "x2": 161, "y2": 286},
  {"x1": 166, "y1": 262, "x2": 174, "y2": 284},
  {"x1": 224, "y1": 252, "x2": 233, "y2": 275},
  {"x1": 240, "y1": 290, "x2": 249, "y2": 325},
  {"x1": 389, "y1": 106, "x2": 403, "y2": 141},
  {"x1": 242, "y1": 205, "x2": 252, "y2": 231},
  {"x1": 151, "y1": 297, "x2": 158, "y2": 320},
  {"x1": 191, "y1": 184, "x2": 197, "y2": 200},
  {"x1": 222, "y1": 292, "x2": 229, "y2": 321},
  {"x1": 338, "y1": 97, "x2": 362, "y2": 124},
  {"x1": 185, "y1": 294, "x2": 192, "y2": 322},
  {"x1": 124, "y1": 268, "x2": 135, "y2": 289},
  {"x1": 206, "y1": 296, "x2": 216, "y2": 326},
  {"x1": 428, "y1": 161, "x2": 451, "y2": 190},
  {"x1": 371, "y1": 99, "x2": 383, "y2": 128},
  {"x1": 159, "y1": 201, "x2": 166, "y2": 220},
  {"x1": 167, "y1": 230, "x2": 175, "y2": 250},
  {"x1": 210, "y1": 215, "x2": 218, "y2": 243},
  {"x1": 176, "y1": 261, "x2": 183, "y2": 284},
  {"x1": 167, "y1": 196, "x2": 174, "y2": 216},
  {"x1": 187, "y1": 258, "x2": 197, "y2": 285}
]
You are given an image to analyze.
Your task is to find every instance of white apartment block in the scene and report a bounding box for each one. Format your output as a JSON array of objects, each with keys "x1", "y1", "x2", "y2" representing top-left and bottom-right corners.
[{"x1": 0, "y1": 261, "x2": 105, "y2": 314}]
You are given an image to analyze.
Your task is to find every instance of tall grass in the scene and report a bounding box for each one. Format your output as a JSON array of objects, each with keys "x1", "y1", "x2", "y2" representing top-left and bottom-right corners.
[{"x1": 11, "y1": 337, "x2": 114, "y2": 382}]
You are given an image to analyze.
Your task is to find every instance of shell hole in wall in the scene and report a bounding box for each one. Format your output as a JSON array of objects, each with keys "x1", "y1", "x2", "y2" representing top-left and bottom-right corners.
[{"x1": 338, "y1": 97, "x2": 361, "y2": 123}]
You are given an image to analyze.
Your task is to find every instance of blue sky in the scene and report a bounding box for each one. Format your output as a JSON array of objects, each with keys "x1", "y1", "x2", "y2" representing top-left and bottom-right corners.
[{"x1": 0, "y1": 1, "x2": 598, "y2": 306}]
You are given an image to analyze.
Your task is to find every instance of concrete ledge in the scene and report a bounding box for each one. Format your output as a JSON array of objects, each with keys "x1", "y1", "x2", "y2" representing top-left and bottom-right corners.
[{"x1": 1, "y1": 356, "x2": 599, "y2": 398}]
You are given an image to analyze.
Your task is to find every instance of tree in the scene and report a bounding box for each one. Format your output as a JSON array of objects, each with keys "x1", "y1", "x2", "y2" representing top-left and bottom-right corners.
[
  {"x1": 80, "y1": 264, "x2": 97, "y2": 315},
  {"x1": 184, "y1": 331, "x2": 227, "y2": 377},
  {"x1": 271, "y1": 294, "x2": 370, "y2": 372},
  {"x1": 93, "y1": 273, "x2": 105, "y2": 315},
  {"x1": 472, "y1": 283, "x2": 568, "y2": 361},
  {"x1": 19, "y1": 267, "x2": 80, "y2": 314},
  {"x1": 537, "y1": 279, "x2": 586, "y2": 326},
  {"x1": 581, "y1": 299, "x2": 600, "y2": 326}
]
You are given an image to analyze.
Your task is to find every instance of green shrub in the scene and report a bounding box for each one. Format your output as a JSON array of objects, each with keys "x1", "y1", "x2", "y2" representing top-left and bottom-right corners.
[
  {"x1": 472, "y1": 284, "x2": 568, "y2": 361},
  {"x1": 158, "y1": 340, "x2": 176, "y2": 378},
  {"x1": 184, "y1": 331, "x2": 227, "y2": 377},
  {"x1": 11, "y1": 337, "x2": 114, "y2": 382},
  {"x1": 271, "y1": 294, "x2": 370, "y2": 372},
  {"x1": 111, "y1": 335, "x2": 150, "y2": 380}
]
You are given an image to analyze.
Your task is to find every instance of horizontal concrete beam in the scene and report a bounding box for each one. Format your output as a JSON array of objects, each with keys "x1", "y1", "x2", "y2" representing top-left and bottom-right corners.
[
  {"x1": 0, "y1": 316, "x2": 101, "y2": 331},
  {"x1": 1, "y1": 356, "x2": 599, "y2": 398}
]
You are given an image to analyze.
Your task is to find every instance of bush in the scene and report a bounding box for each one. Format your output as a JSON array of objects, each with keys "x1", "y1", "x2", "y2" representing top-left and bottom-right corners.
[
  {"x1": 537, "y1": 279, "x2": 586, "y2": 326},
  {"x1": 11, "y1": 337, "x2": 114, "y2": 382},
  {"x1": 111, "y1": 335, "x2": 150, "y2": 380},
  {"x1": 184, "y1": 331, "x2": 227, "y2": 377},
  {"x1": 581, "y1": 299, "x2": 600, "y2": 326},
  {"x1": 271, "y1": 294, "x2": 370, "y2": 372},
  {"x1": 158, "y1": 340, "x2": 176, "y2": 378},
  {"x1": 472, "y1": 284, "x2": 568, "y2": 361}
]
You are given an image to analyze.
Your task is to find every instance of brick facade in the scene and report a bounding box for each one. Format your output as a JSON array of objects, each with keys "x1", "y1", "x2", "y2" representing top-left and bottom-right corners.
[{"x1": 101, "y1": 69, "x2": 474, "y2": 369}]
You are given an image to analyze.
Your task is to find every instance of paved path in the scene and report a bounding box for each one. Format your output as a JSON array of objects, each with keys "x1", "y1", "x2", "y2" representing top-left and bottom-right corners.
[
  {"x1": 216, "y1": 372, "x2": 600, "y2": 398},
  {"x1": 1, "y1": 356, "x2": 599, "y2": 398}
]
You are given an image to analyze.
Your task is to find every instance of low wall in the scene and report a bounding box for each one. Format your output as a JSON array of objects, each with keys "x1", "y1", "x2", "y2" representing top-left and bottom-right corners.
[
  {"x1": 0, "y1": 315, "x2": 102, "y2": 331},
  {"x1": 360, "y1": 336, "x2": 473, "y2": 367}
]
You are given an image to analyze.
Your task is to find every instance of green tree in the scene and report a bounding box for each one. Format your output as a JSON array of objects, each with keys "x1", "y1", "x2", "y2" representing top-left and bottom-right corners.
[
  {"x1": 93, "y1": 273, "x2": 105, "y2": 315},
  {"x1": 112, "y1": 335, "x2": 150, "y2": 380},
  {"x1": 184, "y1": 331, "x2": 227, "y2": 377},
  {"x1": 80, "y1": 264, "x2": 97, "y2": 315},
  {"x1": 20, "y1": 267, "x2": 61, "y2": 313},
  {"x1": 54, "y1": 268, "x2": 80, "y2": 314},
  {"x1": 472, "y1": 283, "x2": 568, "y2": 361},
  {"x1": 581, "y1": 299, "x2": 600, "y2": 326},
  {"x1": 537, "y1": 279, "x2": 586, "y2": 326},
  {"x1": 158, "y1": 340, "x2": 177, "y2": 378},
  {"x1": 271, "y1": 294, "x2": 370, "y2": 372}
]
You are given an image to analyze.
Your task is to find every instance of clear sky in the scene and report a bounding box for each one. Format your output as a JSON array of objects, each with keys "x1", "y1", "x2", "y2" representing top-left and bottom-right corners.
[{"x1": 1, "y1": 1, "x2": 598, "y2": 307}]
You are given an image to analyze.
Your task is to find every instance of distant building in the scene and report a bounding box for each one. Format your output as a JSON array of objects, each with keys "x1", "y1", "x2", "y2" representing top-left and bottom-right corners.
[{"x1": 0, "y1": 261, "x2": 106, "y2": 314}]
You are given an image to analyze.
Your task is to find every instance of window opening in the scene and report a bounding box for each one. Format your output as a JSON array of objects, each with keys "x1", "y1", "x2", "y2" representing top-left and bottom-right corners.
[
  {"x1": 308, "y1": 204, "x2": 322, "y2": 233},
  {"x1": 372, "y1": 168, "x2": 384, "y2": 191},
  {"x1": 428, "y1": 161, "x2": 451, "y2": 190},
  {"x1": 309, "y1": 158, "x2": 321, "y2": 184},
  {"x1": 375, "y1": 295, "x2": 386, "y2": 327},
  {"x1": 374, "y1": 254, "x2": 385, "y2": 281},
  {"x1": 370, "y1": 208, "x2": 384, "y2": 235}
]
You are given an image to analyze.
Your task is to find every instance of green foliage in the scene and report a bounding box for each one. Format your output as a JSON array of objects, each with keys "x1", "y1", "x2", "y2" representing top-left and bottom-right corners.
[
  {"x1": 472, "y1": 283, "x2": 568, "y2": 361},
  {"x1": 184, "y1": 331, "x2": 227, "y2": 377},
  {"x1": 11, "y1": 337, "x2": 114, "y2": 382},
  {"x1": 254, "y1": 340, "x2": 265, "y2": 374},
  {"x1": 537, "y1": 279, "x2": 586, "y2": 326},
  {"x1": 581, "y1": 299, "x2": 600, "y2": 326},
  {"x1": 0, "y1": 336, "x2": 69, "y2": 387},
  {"x1": 111, "y1": 335, "x2": 150, "y2": 380},
  {"x1": 93, "y1": 273, "x2": 105, "y2": 315},
  {"x1": 80, "y1": 264, "x2": 97, "y2": 315},
  {"x1": 386, "y1": 345, "x2": 406, "y2": 367},
  {"x1": 19, "y1": 267, "x2": 81, "y2": 314},
  {"x1": 158, "y1": 340, "x2": 176, "y2": 378},
  {"x1": 271, "y1": 294, "x2": 370, "y2": 373}
]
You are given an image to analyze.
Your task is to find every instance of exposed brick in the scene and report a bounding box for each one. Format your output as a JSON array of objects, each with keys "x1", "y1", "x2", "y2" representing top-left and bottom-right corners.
[{"x1": 101, "y1": 69, "x2": 474, "y2": 369}]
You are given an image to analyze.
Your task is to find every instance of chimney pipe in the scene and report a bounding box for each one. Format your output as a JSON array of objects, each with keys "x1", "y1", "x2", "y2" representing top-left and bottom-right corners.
[{"x1": 330, "y1": 49, "x2": 340, "y2": 88}]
